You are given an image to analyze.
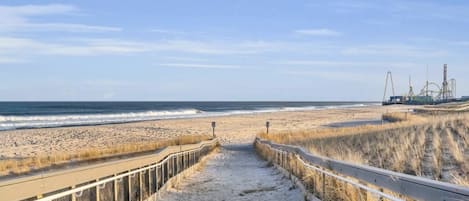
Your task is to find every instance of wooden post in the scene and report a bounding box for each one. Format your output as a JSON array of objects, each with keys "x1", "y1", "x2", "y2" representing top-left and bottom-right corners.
[
  {"x1": 180, "y1": 154, "x2": 182, "y2": 172},
  {"x1": 139, "y1": 171, "x2": 143, "y2": 201},
  {"x1": 176, "y1": 154, "x2": 177, "y2": 174},
  {"x1": 379, "y1": 188, "x2": 385, "y2": 201},
  {"x1": 127, "y1": 174, "x2": 132, "y2": 201},
  {"x1": 71, "y1": 185, "x2": 76, "y2": 201},
  {"x1": 322, "y1": 172, "x2": 326, "y2": 200},
  {"x1": 187, "y1": 152, "x2": 190, "y2": 167},
  {"x1": 95, "y1": 179, "x2": 100, "y2": 201},
  {"x1": 162, "y1": 163, "x2": 165, "y2": 186},
  {"x1": 168, "y1": 158, "x2": 171, "y2": 179},
  {"x1": 282, "y1": 152, "x2": 285, "y2": 168},
  {"x1": 113, "y1": 175, "x2": 118, "y2": 201},
  {"x1": 167, "y1": 160, "x2": 170, "y2": 179},
  {"x1": 148, "y1": 169, "x2": 152, "y2": 196},
  {"x1": 155, "y1": 165, "x2": 159, "y2": 192},
  {"x1": 186, "y1": 152, "x2": 189, "y2": 168},
  {"x1": 211, "y1": 121, "x2": 216, "y2": 138}
]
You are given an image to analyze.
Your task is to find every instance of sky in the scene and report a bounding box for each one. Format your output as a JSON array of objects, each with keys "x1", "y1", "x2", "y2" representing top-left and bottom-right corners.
[{"x1": 1, "y1": 0, "x2": 468, "y2": 101}]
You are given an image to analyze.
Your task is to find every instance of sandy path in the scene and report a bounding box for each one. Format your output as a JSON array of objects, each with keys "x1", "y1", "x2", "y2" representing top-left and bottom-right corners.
[{"x1": 161, "y1": 144, "x2": 303, "y2": 201}]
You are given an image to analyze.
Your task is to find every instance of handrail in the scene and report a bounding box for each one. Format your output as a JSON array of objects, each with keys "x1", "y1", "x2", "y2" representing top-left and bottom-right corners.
[
  {"x1": 271, "y1": 147, "x2": 402, "y2": 201},
  {"x1": 255, "y1": 137, "x2": 469, "y2": 201},
  {"x1": 0, "y1": 138, "x2": 218, "y2": 201}
]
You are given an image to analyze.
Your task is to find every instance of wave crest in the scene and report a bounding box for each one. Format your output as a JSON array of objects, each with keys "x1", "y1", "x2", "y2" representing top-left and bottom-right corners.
[{"x1": 0, "y1": 109, "x2": 202, "y2": 130}]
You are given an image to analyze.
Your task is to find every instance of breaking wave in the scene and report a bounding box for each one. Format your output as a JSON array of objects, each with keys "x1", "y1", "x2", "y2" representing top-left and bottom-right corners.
[
  {"x1": 0, "y1": 109, "x2": 202, "y2": 130},
  {"x1": 0, "y1": 103, "x2": 377, "y2": 131}
]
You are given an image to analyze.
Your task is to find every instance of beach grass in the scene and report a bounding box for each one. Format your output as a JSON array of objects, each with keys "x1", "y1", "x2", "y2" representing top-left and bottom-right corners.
[
  {"x1": 0, "y1": 135, "x2": 211, "y2": 176},
  {"x1": 259, "y1": 112, "x2": 469, "y2": 186}
]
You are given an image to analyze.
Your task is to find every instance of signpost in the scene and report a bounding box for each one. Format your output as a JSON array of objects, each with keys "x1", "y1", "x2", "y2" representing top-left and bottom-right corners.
[
  {"x1": 266, "y1": 121, "x2": 270, "y2": 134},
  {"x1": 211, "y1": 121, "x2": 216, "y2": 138}
]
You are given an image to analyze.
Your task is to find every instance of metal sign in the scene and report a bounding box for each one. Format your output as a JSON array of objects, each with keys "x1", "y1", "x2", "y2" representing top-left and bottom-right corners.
[{"x1": 211, "y1": 121, "x2": 216, "y2": 128}]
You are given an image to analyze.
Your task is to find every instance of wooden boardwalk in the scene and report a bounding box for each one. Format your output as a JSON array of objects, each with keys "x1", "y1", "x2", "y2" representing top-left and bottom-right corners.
[{"x1": 161, "y1": 144, "x2": 303, "y2": 201}]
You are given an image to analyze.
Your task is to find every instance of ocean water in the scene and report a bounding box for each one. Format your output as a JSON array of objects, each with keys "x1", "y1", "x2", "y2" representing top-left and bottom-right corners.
[{"x1": 0, "y1": 102, "x2": 378, "y2": 131}]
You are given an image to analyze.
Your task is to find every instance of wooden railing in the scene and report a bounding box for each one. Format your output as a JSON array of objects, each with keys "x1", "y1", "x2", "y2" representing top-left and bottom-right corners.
[
  {"x1": 255, "y1": 137, "x2": 469, "y2": 201},
  {"x1": 0, "y1": 138, "x2": 218, "y2": 201}
]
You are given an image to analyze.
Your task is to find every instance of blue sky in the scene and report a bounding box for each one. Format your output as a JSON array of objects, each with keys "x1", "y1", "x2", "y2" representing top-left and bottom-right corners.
[{"x1": 1, "y1": 0, "x2": 468, "y2": 101}]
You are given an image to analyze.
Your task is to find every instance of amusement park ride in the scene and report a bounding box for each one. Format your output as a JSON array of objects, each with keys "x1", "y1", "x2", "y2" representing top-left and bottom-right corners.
[{"x1": 382, "y1": 64, "x2": 467, "y2": 105}]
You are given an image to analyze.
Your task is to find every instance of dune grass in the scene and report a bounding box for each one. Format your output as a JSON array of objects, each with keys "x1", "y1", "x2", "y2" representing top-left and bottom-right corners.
[
  {"x1": 0, "y1": 135, "x2": 212, "y2": 176},
  {"x1": 259, "y1": 112, "x2": 427, "y2": 144},
  {"x1": 259, "y1": 112, "x2": 469, "y2": 187}
]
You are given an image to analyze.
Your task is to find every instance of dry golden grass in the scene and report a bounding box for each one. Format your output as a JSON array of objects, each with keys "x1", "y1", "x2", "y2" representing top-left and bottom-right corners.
[
  {"x1": 0, "y1": 135, "x2": 211, "y2": 176},
  {"x1": 259, "y1": 112, "x2": 469, "y2": 187},
  {"x1": 416, "y1": 101, "x2": 469, "y2": 113},
  {"x1": 259, "y1": 112, "x2": 427, "y2": 144},
  {"x1": 255, "y1": 140, "x2": 398, "y2": 201}
]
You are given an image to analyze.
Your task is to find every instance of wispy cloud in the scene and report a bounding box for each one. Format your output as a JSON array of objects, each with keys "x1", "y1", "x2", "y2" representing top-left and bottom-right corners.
[
  {"x1": 0, "y1": 4, "x2": 77, "y2": 18},
  {"x1": 341, "y1": 44, "x2": 447, "y2": 58},
  {"x1": 152, "y1": 40, "x2": 284, "y2": 55},
  {"x1": 294, "y1": 29, "x2": 341, "y2": 36},
  {"x1": 450, "y1": 41, "x2": 469, "y2": 46},
  {"x1": 158, "y1": 63, "x2": 240, "y2": 69},
  {"x1": 0, "y1": 4, "x2": 121, "y2": 33},
  {"x1": 279, "y1": 60, "x2": 419, "y2": 68},
  {"x1": 164, "y1": 56, "x2": 208, "y2": 62},
  {"x1": 285, "y1": 70, "x2": 381, "y2": 83},
  {"x1": 2, "y1": 23, "x2": 122, "y2": 32},
  {"x1": 0, "y1": 37, "x2": 147, "y2": 58},
  {"x1": 149, "y1": 29, "x2": 186, "y2": 35},
  {"x1": 328, "y1": 1, "x2": 469, "y2": 22},
  {"x1": 0, "y1": 57, "x2": 26, "y2": 64},
  {"x1": 0, "y1": 37, "x2": 290, "y2": 61}
]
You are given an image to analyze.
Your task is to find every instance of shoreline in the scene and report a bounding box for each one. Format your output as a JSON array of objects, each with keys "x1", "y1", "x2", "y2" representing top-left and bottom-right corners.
[
  {"x1": 0, "y1": 102, "x2": 380, "y2": 131},
  {"x1": 0, "y1": 104, "x2": 416, "y2": 160}
]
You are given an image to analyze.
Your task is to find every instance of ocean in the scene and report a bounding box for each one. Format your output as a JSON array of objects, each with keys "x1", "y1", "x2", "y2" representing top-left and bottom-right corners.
[{"x1": 0, "y1": 102, "x2": 378, "y2": 131}]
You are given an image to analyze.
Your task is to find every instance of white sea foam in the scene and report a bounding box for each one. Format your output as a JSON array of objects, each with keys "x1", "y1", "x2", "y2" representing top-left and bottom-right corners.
[
  {"x1": 0, "y1": 109, "x2": 202, "y2": 130},
  {"x1": 0, "y1": 103, "x2": 376, "y2": 131}
]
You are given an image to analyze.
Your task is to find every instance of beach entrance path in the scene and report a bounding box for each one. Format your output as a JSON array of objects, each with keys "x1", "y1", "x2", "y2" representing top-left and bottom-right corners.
[{"x1": 161, "y1": 144, "x2": 303, "y2": 201}]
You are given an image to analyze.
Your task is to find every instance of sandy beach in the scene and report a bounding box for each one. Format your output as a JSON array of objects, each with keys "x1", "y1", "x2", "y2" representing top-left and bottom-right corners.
[{"x1": 0, "y1": 105, "x2": 414, "y2": 160}]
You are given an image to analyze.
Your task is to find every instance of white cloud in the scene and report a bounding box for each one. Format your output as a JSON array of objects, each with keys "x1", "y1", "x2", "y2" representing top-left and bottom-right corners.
[
  {"x1": 450, "y1": 41, "x2": 469, "y2": 46},
  {"x1": 158, "y1": 63, "x2": 240, "y2": 69},
  {"x1": 164, "y1": 56, "x2": 208, "y2": 62},
  {"x1": 328, "y1": 1, "x2": 469, "y2": 22},
  {"x1": 0, "y1": 4, "x2": 121, "y2": 33},
  {"x1": 0, "y1": 37, "x2": 290, "y2": 61},
  {"x1": 152, "y1": 40, "x2": 283, "y2": 55},
  {"x1": 294, "y1": 29, "x2": 341, "y2": 36},
  {"x1": 1, "y1": 23, "x2": 122, "y2": 32},
  {"x1": 279, "y1": 60, "x2": 419, "y2": 68},
  {"x1": 0, "y1": 37, "x2": 147, "y2": 58},
  {"x1": 0, "y1": 4, "x2": 76, "y2": 18},
  {"x1": 0, "y1": 57, "x2": 26, "y2": 64},
  {"x1": 341, "y1": 44, "x2": 447, "y2": 58},
  {"x1": 149, "y1": 29, "x2": 186, "y2": 35},
  {"x1": 285, "y1": 70, "x2": 381, "y2": 83}
]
